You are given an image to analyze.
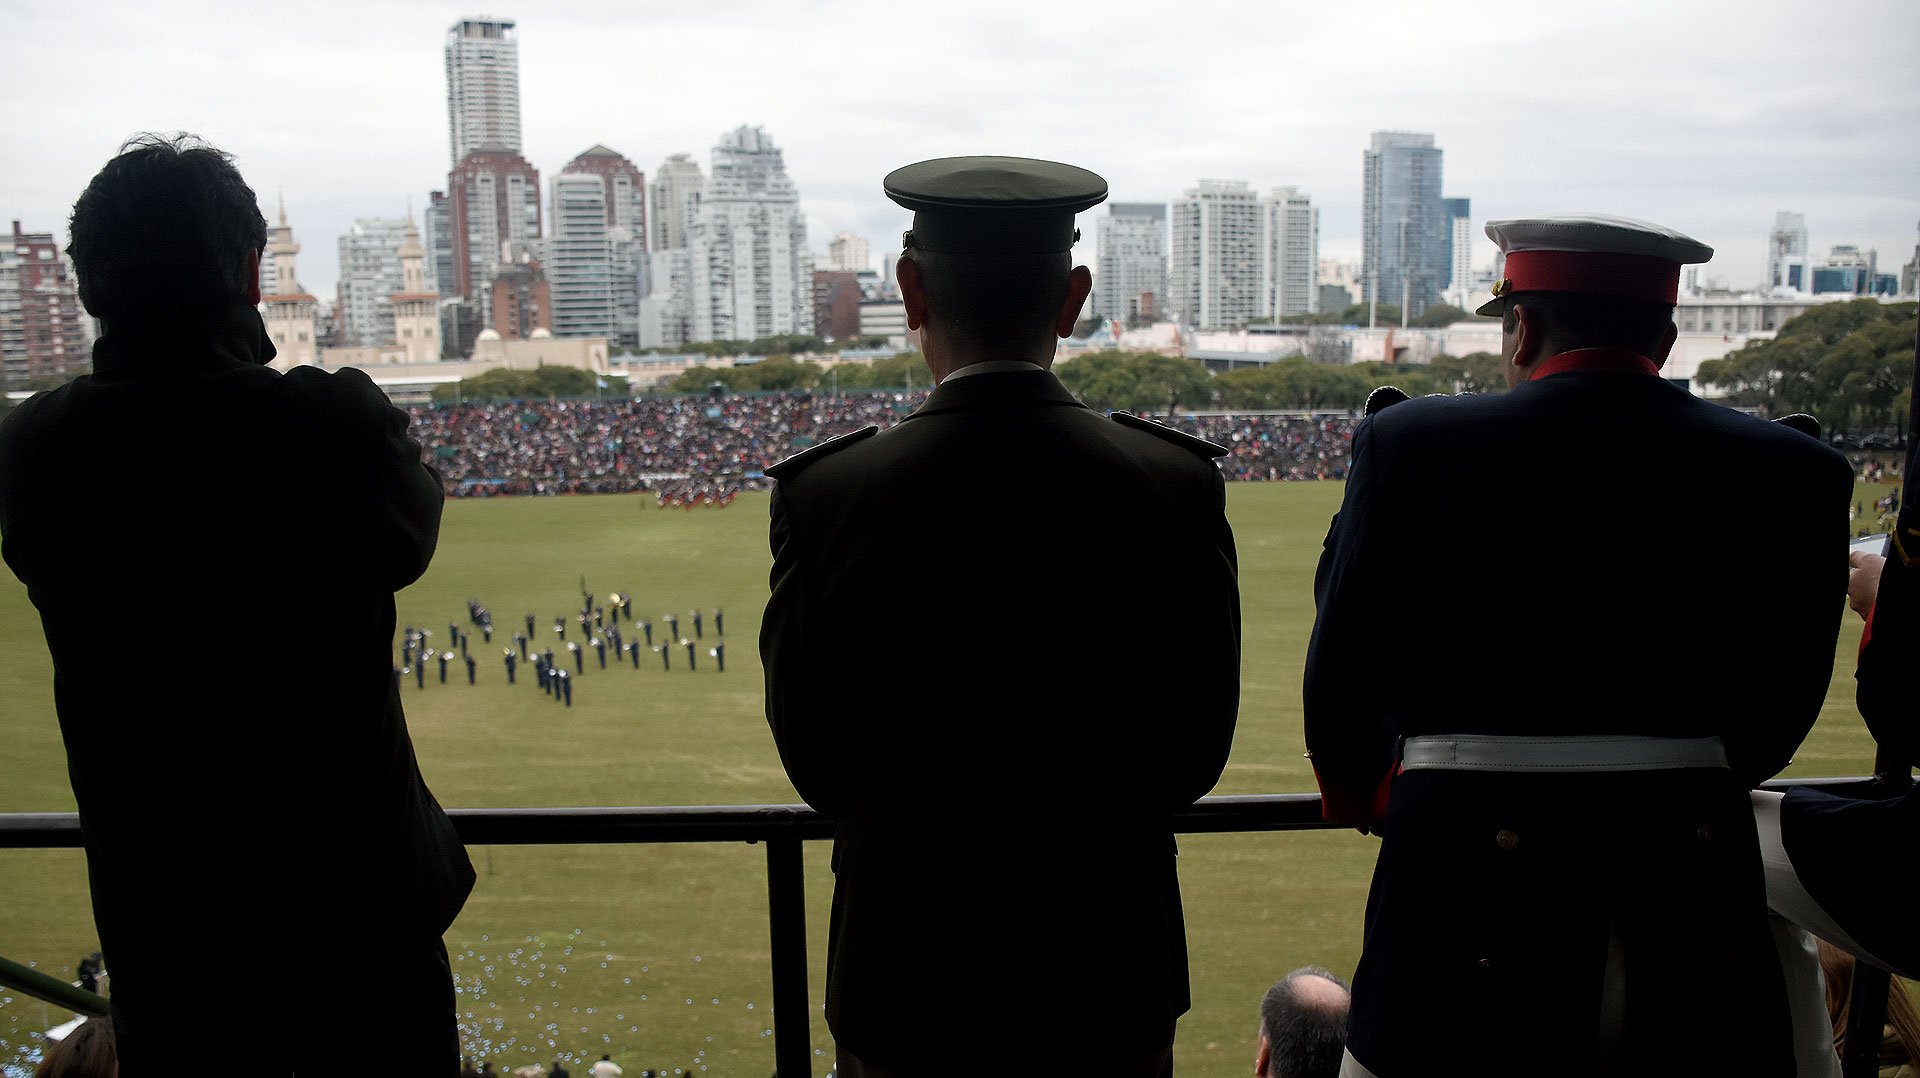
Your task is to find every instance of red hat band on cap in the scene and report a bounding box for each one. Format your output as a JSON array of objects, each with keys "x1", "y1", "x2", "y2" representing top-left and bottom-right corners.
[{"x1": 1502, "y1": 250, "x2": 1682, "y2": 306}]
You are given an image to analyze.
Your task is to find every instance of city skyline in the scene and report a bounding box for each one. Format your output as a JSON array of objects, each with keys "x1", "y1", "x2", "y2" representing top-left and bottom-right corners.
[{"x1": 3, "y1": 0, "x2": 1917, "y2": 310}]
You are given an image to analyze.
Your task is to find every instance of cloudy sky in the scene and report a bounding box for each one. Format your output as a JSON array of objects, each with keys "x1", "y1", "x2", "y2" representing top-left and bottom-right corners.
[{"x1": 5, "y1": 0, "x2": 1917, "y2": 306}]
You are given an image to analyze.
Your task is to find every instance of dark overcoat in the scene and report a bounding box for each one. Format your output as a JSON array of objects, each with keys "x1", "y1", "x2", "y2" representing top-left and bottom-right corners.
[
  {"x1": 761, "y1": 366, "x2": 1240, "y2": 1068},
  {"x1": 0, "y1": 305, "x2": 475, "y2": 1067},
  {"x1": 1303, "y1": 362, "x2": 1853, "y2": 1076}
]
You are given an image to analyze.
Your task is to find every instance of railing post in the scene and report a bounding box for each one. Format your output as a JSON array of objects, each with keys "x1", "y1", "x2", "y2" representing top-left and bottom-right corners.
[{"x1": 766, "y1": 832, "x2": 812, "y2": 1078}]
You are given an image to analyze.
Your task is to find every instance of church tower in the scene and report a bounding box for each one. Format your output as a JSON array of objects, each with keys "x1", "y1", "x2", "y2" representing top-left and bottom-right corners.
[
  {"x1": 390, "y1": 216, "x2": 441, "y2": 364},
  {"x1": 261, "y1": 199, "x2": 320, "y2": 369}
]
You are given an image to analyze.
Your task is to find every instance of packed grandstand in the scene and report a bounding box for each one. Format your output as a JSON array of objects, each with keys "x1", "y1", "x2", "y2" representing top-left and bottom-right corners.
[{"x1": 408, "y1": 392, "x2": 1361, "y2": 499}]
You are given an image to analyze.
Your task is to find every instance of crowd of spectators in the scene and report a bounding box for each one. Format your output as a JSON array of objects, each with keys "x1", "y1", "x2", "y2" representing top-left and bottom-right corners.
[
  {"x1": 1170, "y1": 414, "x2": 1359, "y2": 481},
  {"x1": 409, "y1": 393, "x2": 1363, "y2": 497}
]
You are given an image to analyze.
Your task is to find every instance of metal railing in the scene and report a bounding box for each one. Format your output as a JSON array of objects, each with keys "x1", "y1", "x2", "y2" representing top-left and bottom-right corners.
[{"x1": 0, "y1": 778, "x2": 1885, "y2": 1076}]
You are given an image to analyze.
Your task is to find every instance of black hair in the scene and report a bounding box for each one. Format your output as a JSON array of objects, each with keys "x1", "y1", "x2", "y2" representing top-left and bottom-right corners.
[{"x1": 67, "y1": 132, "x2": 268, "y2": 322}]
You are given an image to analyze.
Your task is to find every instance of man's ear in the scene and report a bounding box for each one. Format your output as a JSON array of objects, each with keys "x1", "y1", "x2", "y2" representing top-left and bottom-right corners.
[
  {"x1": 1651, "y1": 320, "x2": 1678, "y2": 370},
  {"x1": 1056, "y1": 265, "x2": 1092, "y2": 339},
  {"x1": 1255, "y1": 1029, "x2": 1272, "y2": 1078},
  {"x1": 897, "y1": 255, "x2": 927, "y2": 332},
  {"x1": 245, "y1": 249, "x2": 263, "y2": 305}
]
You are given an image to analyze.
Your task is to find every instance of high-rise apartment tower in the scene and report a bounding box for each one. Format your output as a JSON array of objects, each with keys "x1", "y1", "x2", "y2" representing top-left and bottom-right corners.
[
  {"x1": 447, "y1": 150, "x2": 542, "y2": 305},
  {"x1": 684, "y1": 126, "x2": 810, "y2": 343},
  {"x1": 1362, "y1": 131, "x2": 1446, "y2": 320},
  {"x1": 1, "y1": 222, "x2": 91, "y2": 389},
  {"x1": 1096, "y1": 203, "x2": 1168, "y2": 325},
  {"x1": 547, "y1": 145, "x2": 648, "y2": 347},
  {"x1": 1169, "y1": 181, "x2": 1262, "y2": 330},
  {"x1": 1261, "y1": 188, "x2": 1320, "y2": 319},
  {"x1": 445, "y1": 17, "x2": 522, "y2": 169},
  {"x1": 650, "y1": 154, "x2": 704, "y2": 253},
  {"x1": 1769, "y1": 212, "x2": 1811, "y2": 293},
  {"x1": 336, "y1": 217, "x2": 432, "y2": 348}
]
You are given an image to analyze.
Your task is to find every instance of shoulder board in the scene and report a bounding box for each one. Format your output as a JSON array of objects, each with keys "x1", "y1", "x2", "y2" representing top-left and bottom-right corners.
[
  {"x1": 765, "y1": 425, "x2": 879, "y2": 480},
  {"x1": 1111, "y1": 411, "x2": 1227, "y2": 457},
  {"x1": 1364, "y1": 385, "x2": 1411, "y2": 416},
  {"x1": 1771, "y1": 413, "x2": 1822, "y2": 441}
]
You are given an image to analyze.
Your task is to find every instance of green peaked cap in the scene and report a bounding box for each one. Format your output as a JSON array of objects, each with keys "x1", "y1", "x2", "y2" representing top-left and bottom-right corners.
[{"x1": 884, "y1": 156, "x2": 1108, "y2": 254}]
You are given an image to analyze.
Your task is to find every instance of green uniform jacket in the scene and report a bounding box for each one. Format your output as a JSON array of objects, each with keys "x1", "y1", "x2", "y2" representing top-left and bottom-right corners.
[{"x1": 761, "y1": 367, "x2": 1240, "y2": 1069}]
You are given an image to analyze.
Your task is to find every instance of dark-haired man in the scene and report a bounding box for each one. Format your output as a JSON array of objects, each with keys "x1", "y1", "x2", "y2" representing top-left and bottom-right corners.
[
  {"x1": 1256, "y1": 967, "x2": 1349, "y2": 1078},
  {"x1": 762, "y1": 157, "x2": 1240, "y2": 1076},
  {"x1": 1304, "y1": 215, "x2": 1853, "y2": 1077},
  {"x1": 0, "y1": 134, "x2": 473, "y2": 1073}
]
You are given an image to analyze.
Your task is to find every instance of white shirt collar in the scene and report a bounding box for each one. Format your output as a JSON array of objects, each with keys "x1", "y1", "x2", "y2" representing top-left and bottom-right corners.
[{"x1": 939, "y1": 360, "x2": 1046, "y2": 383}]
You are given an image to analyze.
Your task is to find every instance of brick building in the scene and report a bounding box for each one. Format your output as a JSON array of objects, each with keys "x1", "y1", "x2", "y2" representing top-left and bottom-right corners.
[{"x1": 2, "y1": 222, "x2": 92, "y2": 389}]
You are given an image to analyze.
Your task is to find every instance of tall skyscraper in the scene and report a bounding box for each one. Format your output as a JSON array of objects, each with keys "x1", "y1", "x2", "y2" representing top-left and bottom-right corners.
[
  {"x1": 445, "y1": 17, "x2": 522, "y2": 168},
  {"x1": 1260, "y1": 188, "x2": 1320, "y2": 319},
  {"x1": 1169, "y1": 181, "x2": 1262, "y2": 331},
  {"x1": 426, "y1": 191, "x2": 455, "y2": 299},
  {"x1": 336, "y1": 216, "x2": 429, "y2": 348},
  {"x1": 547, "y1": 145, "x2": 648, "y2": 347},
  {"x1": 1, "y1": 221, "x2": 91, "y2": 389},
  {"x1": 1362, "y1": 131, "x2": 1446, "y2": 320},
  {"x1": 1096, "y1": 203, "x2": 1168, "y2": 325},
  {"x1": 1769, "y1": 211, "x2": 1811, "y2": 293},
  {"x1": 447, "y1": 150, "x2": 542, "y2": 312},
  {"x1": 684, "y1": 125, "x2": 810, "y2": 343},
  {"x1": 650, "y1": 153, "x2": 704, "y2": 252}
]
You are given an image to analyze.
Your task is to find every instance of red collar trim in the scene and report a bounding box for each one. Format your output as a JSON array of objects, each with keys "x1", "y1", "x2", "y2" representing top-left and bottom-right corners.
[{"x1": 1529, "y1": 348, "x2": 1661, "y2": 381}]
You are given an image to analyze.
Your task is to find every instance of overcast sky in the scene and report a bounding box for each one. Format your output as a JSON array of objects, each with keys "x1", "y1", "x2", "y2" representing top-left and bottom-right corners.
[{"x1": 5, "y1": 0, "x2": 1918, "y2": 307}]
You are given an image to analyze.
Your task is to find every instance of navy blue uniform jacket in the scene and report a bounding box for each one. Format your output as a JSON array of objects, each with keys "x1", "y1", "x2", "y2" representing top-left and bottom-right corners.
[
  {"x1": 761, "y1": 367, "x2": 1240, "y2": 1069},
  {"x1": 1304, "y1": 366, "x2": 1853, "y2": 1076}
]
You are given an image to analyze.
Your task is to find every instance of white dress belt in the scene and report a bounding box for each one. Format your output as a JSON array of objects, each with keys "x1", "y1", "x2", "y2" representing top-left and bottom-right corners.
[{"x1": 1399, "y1": 733, "x2": 1730, "y2": 773}]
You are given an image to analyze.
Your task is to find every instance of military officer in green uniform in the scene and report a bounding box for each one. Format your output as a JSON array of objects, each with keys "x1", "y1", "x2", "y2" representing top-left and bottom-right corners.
[{"x1": 761, "y1": 156, "x2": 1241, "y2": 1077}]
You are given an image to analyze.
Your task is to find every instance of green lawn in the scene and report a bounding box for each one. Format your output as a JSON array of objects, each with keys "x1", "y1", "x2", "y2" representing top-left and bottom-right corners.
[{"x1": 0, "y1": 482, "x2": 1886, "y2": 1077}]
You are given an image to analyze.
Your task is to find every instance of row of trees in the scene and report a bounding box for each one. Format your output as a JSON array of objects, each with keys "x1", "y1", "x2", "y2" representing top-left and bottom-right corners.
[
  {"x1": 1056, "y1": 351, "x2": 1505, "y2": 415},
  {"x1": 662, "y1": 352, "x2": 933, "y2": 395},
  {"x1": 426, "y1": 348, "x2": 1507, "y2": 411},
  {"x1": 430, "y1": 365, "x2": 630, "y2": 403},
  {"x1": 1695, "y1": 299, "x2": 1915, "y2": 433}
]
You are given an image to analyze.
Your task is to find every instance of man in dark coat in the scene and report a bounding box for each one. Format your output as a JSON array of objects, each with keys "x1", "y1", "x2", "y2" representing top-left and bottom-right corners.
[
  {"x1": 0, "y1": 135, "x2": 474, "y2": 1074},
  {"x1": 1303, "y1": 214, "x2": 1853, "y2": 1078},
  {"x1": 761, "y1": 157, "x2": 1241, "y2": 1077}
]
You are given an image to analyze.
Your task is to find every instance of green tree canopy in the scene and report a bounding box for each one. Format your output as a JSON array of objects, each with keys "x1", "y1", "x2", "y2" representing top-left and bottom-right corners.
[
  {"x1": 828, "y1": 351, "x2": 931, "y2": 391},
  {"x1": 1213, "y1": 358, "x2": 1373, "y2": 410},
  {"x1": 1053, "y1": 351, "x2": 1215, "y2": 414},
  {"x1": 1413, "y1": 303, "x2": 1483, "y2": 328},
  {"x1": 1425, "y1": 352, "x2": 1506, "y2": 394},
  {"x1": 432, "y1": 364, "x2": 629, "y2": 403},
  {"x1": 1695, "y1": 300, "x2": 1914, "y2": 428}
]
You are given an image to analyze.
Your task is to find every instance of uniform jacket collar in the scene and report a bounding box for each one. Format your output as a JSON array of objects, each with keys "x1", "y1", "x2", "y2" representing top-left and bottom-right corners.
[{"x1": 902, "y1": 366, "x2": 1085, "y2": 421}]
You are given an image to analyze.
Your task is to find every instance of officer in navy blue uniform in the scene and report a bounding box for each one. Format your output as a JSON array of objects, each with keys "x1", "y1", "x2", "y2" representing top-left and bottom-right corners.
[
  {"x1": 761, "y1": 156, "x2": 1240, "y2": 1078},
  {"x1": 1303, "y1": 215, "x2": 1854, "y2": 1078}
]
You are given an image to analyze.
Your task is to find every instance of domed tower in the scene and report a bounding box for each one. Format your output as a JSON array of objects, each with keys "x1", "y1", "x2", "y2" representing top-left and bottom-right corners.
[
  {"x1": 390, "y1": 215, "x2": 441, "y2": 364},
  {"x1": 261, "y1": 199, "x2": 320, "y2": 368}
]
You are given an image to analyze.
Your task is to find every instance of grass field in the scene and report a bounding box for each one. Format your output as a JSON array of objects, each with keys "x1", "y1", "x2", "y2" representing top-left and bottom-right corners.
[{"x1": 0, "y1": 481, "x2": 1891, "y2": 1077}]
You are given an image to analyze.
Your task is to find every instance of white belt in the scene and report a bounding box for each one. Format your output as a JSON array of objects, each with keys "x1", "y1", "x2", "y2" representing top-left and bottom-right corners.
[{"x1": 1400, "y1": 734, "x2": 1729, "y2": 773}]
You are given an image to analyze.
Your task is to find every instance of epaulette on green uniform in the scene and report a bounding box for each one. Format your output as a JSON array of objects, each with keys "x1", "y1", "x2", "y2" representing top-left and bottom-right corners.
[
  {"x1": 1111, "y1": 411, "x2": 1227, "y2": 458},
  {"x1": 765, "y1": 425, "x2": 880, "y2": 480}
]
